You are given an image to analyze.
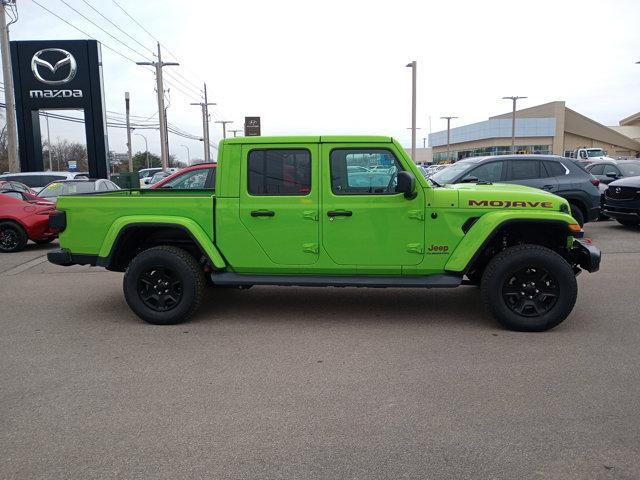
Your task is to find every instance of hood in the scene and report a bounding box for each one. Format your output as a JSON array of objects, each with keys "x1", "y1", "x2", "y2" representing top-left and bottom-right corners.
[
  {"x1": 608, "y1": 175, "x2": 640, "y2": 188},
  {"x1": 446, "y1": 182, "x2": 569, "y2": 212}
]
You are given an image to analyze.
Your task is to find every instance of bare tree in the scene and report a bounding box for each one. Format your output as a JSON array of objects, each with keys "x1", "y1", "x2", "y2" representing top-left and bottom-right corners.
[{"x1": 0, "y1": 109, "x2": 8, "y2": 173}]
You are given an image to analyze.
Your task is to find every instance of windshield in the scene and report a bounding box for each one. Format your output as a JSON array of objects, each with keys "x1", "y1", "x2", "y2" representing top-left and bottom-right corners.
[
  {"x1": 430, "y1": 163, "x2": 470, "y2": 184},
  {"x1": 619, "y1": 162, "x2": 640, "y2": 176},
  {"x1": 587, "y1": 149, "x2": 605, "y2": 157},
  {"x1": 39, "y1": 181, "x2": 96, "y2": 198}
]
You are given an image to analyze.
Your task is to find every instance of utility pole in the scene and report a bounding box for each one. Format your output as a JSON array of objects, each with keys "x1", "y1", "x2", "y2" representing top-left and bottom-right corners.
[
  {"x1": 1, "y1": 0, "x2": 19, "y2": 172},
  {"x1": 137, "y1": 43, "x2": 178, "y2": 171},
  {"x1": 406, "y1": 60, "x2": 417, "y2": 161},
  {"x1": 228, "y1": 129, "x2": 242, "y2": 137},
  {"x1": 190, "y1": 82, "x2": 216, "y2": 162},
  {"x1": 502, "y1": 96, "x2": 527, "y2": 154},
  {"x1": 135, "y1": 133, "x2": 149, "y2": 169},
  {"x1": 125, "y1": 92, "x2": 132, "y2": 171},
  {"x1": 440, "y1": 116, "x2": 458, "y2": 162},
  {"x1": 180, "y1": 144, "x2": 190, "y2": 165},
  {"x1": 215, "y1": 120, "x2": 233, "y2": 139}
]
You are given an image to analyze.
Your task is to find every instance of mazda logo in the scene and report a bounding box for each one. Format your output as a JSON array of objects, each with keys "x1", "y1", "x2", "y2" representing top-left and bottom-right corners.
[
  {"x1": 615, "y1": 187, "x2": 622, "y2": 194},
  {"x1": 31, "y1": 48, "x2": 77, "y2": 85}
]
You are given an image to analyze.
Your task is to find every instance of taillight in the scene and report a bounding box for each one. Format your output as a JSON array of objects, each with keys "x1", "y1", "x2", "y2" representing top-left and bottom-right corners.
[{"x1": 590, "y1": 178, "x2": 600, "y2": 187}]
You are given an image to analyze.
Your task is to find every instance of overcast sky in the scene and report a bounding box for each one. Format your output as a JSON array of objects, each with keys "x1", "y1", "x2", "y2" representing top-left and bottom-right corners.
[{"x1": 5, "y1": 0, "x2": 640, "y2": 163}]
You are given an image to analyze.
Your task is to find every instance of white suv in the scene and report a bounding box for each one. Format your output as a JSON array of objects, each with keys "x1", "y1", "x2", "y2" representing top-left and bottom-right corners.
[{"x1": 0, "y1": 171, "x2": 89, "y2": 193}]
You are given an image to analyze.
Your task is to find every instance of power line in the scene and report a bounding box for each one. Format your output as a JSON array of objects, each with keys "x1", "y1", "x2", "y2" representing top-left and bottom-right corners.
[
  {"x1": 29, "y1": 0, "x2": 146, "y2": 67},
  {"x1": 57, "y1": 0, "x2": 151, "y2": 62},
  {"x1": 110, "y1": 0, "x2": 204, "y2": 91},
  {"x1": 79, "y1": 0, "x2": 155, "y2": 56}
]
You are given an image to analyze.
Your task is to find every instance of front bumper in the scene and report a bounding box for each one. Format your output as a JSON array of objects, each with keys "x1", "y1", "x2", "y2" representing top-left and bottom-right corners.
[{"x1": 569, "y1": 239, "x2": 601, "y2": 273}]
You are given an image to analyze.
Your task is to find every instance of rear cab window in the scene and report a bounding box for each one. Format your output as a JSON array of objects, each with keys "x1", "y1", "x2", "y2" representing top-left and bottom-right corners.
[{"x1": 248, "y1": 149, "x2": 311, "y2": 195}]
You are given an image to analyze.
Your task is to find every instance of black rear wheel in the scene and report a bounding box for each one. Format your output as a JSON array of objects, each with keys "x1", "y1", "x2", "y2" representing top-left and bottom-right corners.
[
  {"x1": 0, "y1": 221, "x2": 28, "y2": 253},
  {"x1": 123, "y1": 246, "x2": 204, "y2": 325},
  {"x1": 616, "y1": 218, "x2": 640, "y2": 227},
  {"x1": 481, "y1": 244, "x2": 577, "y2": 332}
]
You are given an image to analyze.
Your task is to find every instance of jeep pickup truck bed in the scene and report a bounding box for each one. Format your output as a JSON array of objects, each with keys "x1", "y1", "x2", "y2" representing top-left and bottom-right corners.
[{"x1": 48, "y1": 136, "x2": 600, "y2": 331}]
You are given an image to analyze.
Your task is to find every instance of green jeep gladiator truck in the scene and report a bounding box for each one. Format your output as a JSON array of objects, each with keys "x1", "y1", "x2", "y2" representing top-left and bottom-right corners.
[{"x1": 48, "y1": 136, "x2": 600, "y2": 331}]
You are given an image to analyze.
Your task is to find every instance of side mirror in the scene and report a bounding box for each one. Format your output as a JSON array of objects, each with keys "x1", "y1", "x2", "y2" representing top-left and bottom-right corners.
[
  {"x1": 461, "y1": 176, "x2": 479, "y2": 183},
  {"x1": 605, "y1": 172, "x2": 619, "y2": 179},
  {"x1": 396, "y1": 171, "x2": 417, "y2": 199}
]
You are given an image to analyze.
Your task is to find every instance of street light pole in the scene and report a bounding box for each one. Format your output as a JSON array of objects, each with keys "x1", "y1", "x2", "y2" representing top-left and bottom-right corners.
[
  {"x1": 136, "y1": 43, "x2": 179, "y2": 171},
  {"x1": 1, "y1": 1, "x2": 19, "y2": 172},
  {"x1": 440, "y1": 116, "x2": 458, "y2": 162},
  {"x1": 215, "y1": 120, "x2": 233, "y2": 139},
  {"x1": 502, "y1": 96, "x2": 527, "y2": 154},
  {"x1": 135, "y1": 133, "x2": 149, "y2": 169},
  {"x1": 45, "y1": 114, "x2": 52, "y2": 170},
  {"x1": 125, "y1": 92, "x2": 133, "y2": 172},
  {"x1": 406, "y1": 61, "x2": 417, "y2": 161},
  {"x1": 180, "y1": 144, "x2": 190, "y2": 165}
]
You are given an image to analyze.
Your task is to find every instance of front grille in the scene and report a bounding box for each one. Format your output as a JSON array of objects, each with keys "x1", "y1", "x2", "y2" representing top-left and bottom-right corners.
[{"x1": 605, "y1": 186, "x2": 638, "y2": 201}]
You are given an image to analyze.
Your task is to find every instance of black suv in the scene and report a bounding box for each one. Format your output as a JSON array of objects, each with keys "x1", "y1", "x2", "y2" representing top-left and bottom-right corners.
[
  {"x1": 602, "y1": 176, "x2": 640, "y2": 227},
  {"x1": 431, "y1": 155, "x2": 601, "y2": 225}
]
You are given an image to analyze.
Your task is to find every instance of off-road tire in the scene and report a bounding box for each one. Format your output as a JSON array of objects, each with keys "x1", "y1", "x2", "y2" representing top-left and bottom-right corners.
[
  {"x1": 569, "y1": 203, "x2": 585, "y2": 227},
  {"x1": 616, "y1": 218, "x2": 640, "y2": 227},
  {"x1": 480, "y1": 244, "x2": 577, "y2": 332},
  {"x1": 123, "y1": 246, "x2": 204, "y2": 325},
  {"x1": 0, "y1": 221, "x2": 28, "y2": 253}
]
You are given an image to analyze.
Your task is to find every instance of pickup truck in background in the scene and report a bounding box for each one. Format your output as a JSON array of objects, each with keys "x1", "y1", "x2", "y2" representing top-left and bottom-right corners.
[{"x1": 47, "y1": 136, "x2": 600, "y2": 331}]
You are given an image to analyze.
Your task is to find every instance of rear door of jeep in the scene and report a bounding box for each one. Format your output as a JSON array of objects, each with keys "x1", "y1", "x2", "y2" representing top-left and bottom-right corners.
[{"x1": 238, "y1": 143, "x2": 320, "y2": 265}]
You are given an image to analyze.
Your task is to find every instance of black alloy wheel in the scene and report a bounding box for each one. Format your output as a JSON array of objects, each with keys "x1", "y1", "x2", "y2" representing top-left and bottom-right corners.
[
  {"x1": 502, "y1": 267, "x2": 559, "y2": 317},
  {"x1": 137, "y1": 266, "x2": 184, "y2": 312},
  {"x1": 0, "y1": 222, "x2": 28, "y2": 253}
]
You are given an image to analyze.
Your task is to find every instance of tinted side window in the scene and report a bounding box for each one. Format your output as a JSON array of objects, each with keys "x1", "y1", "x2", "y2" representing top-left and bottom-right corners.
[
  {"x1": 2, "y1": 175, "x2": 41, "y2": 187},
  {"x1": 330, "y1": 149, "x2": 403, "y2": 195},
  {"x1": 164, "y1": 169, "x2": 211, "y2": 189},
  {"x1": 463, "y1": 162, "x2": 503, "y2": 182},
  {"x1": 509, "y1": 161, "x2": 540, "y2": 180},
  {"x1": 588, "y1": 164, "x2": 604, "y2": 175},
  {"x1": 248, "y1": 149, "x2": 311, "y2": 195},
  {"x1": 602, "y1": 164, "x2": 620, "y2": 176},
  {"x1": 543, "y1": 161, "x2": 566, "y2": 177}
]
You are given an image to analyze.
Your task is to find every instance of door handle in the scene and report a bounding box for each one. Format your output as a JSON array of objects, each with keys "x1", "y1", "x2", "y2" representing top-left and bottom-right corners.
[
  {"x1": 542, "y1": 185, "x2": 555, "y2": 191},
  {"x1": 327, "y1": 210, "x2": 352, "y2": 217},
  {"x1": 250, "y1": 210, "x2": 275, "y2": 217}
]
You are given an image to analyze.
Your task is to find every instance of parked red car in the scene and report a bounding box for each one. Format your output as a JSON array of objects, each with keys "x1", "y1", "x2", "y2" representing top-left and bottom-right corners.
[
  {"x1": 151, "y1": 163, "x2": 216, "y2": 189},
  {"x1": 0, "y1": 191, "x2": 57, "y2": 252}
]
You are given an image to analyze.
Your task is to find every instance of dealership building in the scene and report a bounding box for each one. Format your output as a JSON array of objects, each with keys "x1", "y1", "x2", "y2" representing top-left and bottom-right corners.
[{"x1": 428, "y1": 101, "x2": 640, "y2": 163}]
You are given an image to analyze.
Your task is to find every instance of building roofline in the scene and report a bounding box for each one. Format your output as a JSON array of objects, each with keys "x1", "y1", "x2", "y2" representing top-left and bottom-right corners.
[{"x1": 619, "y1": 111, "x2": 640, "y2": 126}]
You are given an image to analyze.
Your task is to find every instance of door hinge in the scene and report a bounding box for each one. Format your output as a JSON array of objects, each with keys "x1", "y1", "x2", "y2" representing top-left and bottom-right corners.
[
  {"x1": 302, "y1": 210, "x2": 318, "y2": 221},
  {"x1": 408, "y1": 210, "x2": 425, "y2": 221},
  {"x1": 406, "y1": 243, "x2": 424, "y2": 254},
  {"x1": 302, "y1": 243, "x2": 319, "y2": 254}
]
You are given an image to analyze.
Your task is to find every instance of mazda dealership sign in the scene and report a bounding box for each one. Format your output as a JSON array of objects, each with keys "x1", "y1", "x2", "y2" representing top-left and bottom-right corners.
[{"x1": 10, "y1": 40, "x2": 108, "y2": 177}]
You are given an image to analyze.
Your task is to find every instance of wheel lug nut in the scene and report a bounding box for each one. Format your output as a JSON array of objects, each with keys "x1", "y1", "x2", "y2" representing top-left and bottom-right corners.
[{"x1": 535, "y1": 289, "x2": 539, "y2": 293}]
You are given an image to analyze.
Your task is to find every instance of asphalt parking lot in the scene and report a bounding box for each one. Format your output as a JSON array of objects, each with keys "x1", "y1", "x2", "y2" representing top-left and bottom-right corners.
[{"x1": 1, "y1": 221, "x2": 639, "y2": 479}]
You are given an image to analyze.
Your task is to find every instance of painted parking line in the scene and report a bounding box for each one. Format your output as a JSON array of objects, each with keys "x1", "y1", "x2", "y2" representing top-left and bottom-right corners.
[{"x1": 1, "y1": 255, "x2": 49, "y2": 276}]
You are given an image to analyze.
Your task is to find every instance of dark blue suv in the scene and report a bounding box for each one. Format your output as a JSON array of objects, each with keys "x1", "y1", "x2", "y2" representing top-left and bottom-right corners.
[{"x1": 430, "y1": 155, "x2": 601, "y2": 225}]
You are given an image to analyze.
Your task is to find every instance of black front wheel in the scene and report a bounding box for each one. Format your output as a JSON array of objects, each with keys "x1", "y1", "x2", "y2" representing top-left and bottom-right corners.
[
  {"x1": 123, "y1": 246, "x2": 204, "y2": 325},
  {"x1": 480, "y1": 244, "x2": 577, "y2": 332},
  {"x1": 0, "y1": 221, "x2": 28, "y2": 253}
]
